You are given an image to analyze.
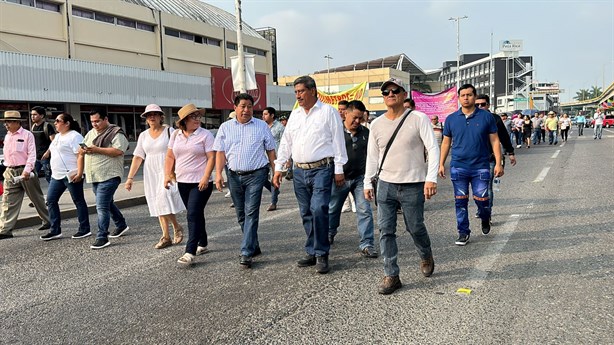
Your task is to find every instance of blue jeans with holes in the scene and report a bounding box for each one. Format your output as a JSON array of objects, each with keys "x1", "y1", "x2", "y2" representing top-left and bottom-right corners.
[
  {"x1": 178, "y1": 182, "x2": 213, "y2": 255},
  {"x1": 228, "y1": 167, "x2": 268, "y2": 257},
  {"x1": 47, "y1": 177, "x2": 90, "y2": 235},
  {"x1": 377, "y1": 180, "x2": 432, "y2": 277},
  {"x1": 293, "y1": 164, "x2": 333, "y2": 257},
  {"x1": 451, "y1": 167, "x2": 490, "y2": 235},
  {"x1": 328, "y1": 175, "x2": 375, "y2": 250},
  {"x1": 92, "y1": 177, "x2": 127, "y2": 239}
]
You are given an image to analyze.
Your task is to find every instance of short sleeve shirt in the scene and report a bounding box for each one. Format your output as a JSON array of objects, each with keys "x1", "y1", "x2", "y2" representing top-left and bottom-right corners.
[
  {"x1": 168, "y1": 127, "x2": 214, "y2": 183},
  {"x1": 443, "y1": 107, "x2": 498, "y2": 170}
]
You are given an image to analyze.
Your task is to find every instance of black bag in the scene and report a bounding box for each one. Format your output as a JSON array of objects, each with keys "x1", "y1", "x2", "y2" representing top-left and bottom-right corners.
[{"x1": 371, "y1": 109, "x2": 412, "y2": 205}]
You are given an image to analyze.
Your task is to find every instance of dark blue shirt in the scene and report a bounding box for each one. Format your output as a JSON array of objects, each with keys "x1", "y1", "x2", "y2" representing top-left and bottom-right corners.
[{"x1": 443, "y1": 107, "x2": 497, "y2": 170}]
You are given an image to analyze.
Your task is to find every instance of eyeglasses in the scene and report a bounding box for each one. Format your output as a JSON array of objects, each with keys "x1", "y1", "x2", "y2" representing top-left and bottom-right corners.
[
  {"x1": 54, "y1": 119, "x2": 64, "y2": 123},
  {"x1": 381, "y1": 88, "x2": 403, "y2": 97},
  {"x1": 188, "y1": 114, "x2": 202, "y2": 120},
  {"x1": 476, "y1": 103, "x2": 488, "y2": 108}
]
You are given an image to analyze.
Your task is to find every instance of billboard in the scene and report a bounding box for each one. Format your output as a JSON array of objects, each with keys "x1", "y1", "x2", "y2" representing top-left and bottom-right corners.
[
  {"x1": 411, "y1": 87, "x2": 458, "y2": 122},
  {"x1": 500, "y1": 40, "x2": 523, "y2": 52},
  {"x1": 211, "y1": 67, "x2": 267, "y2": 111}
]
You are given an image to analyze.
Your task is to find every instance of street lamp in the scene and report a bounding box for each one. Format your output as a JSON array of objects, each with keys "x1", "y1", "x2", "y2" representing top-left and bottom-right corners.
[
  {"x1": 449, "y1": 16, "x2": 468, "y2": 92},
  {"x1": 324, "y1": 54, "x2": 333, "y2": 93}
]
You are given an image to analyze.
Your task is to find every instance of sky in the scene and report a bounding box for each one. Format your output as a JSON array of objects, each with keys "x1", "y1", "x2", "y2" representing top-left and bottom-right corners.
[{"x1": 209, "y1": 0, "x2": 614, "y2": 102}]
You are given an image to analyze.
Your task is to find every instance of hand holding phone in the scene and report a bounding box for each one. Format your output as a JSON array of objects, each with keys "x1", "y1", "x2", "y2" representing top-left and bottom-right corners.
[{"x1": 79, "y1": 143, "x2": 88, "y2": 149}]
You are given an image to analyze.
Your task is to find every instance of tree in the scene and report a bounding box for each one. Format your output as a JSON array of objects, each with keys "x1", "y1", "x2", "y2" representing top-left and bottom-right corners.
[
  {"x1": 589, "y1": 86, "x2": 603, "y2": 99},
  {"x1": 574, "y1": 89, "x2": 590, "y2": 101}
]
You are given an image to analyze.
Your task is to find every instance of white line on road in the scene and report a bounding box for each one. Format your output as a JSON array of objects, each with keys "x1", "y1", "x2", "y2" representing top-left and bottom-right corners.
[
  {"x1": 603, "y1": 128, "x2": 614, "y2": 133},
  {"x1": 551, "y1": 150, "x2": 560, "y2": 159},
  {"x1": 559, "y1": 141, "x2": 566, "y2": 147},
  {"x1": 533, "y1": 167, "x2": 551, "y2": 182}
]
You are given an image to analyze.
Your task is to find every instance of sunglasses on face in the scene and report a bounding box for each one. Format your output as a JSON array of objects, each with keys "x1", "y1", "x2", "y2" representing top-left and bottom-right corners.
[
  {"x1": 382, "y1": 88, "x2": 402, "y2": 97},
  {"x1": 54, "y1": 119, "x2": 64, "y2": 123},
  {"x1": 476, "y1": 103, "x2": 488, "y2": 108}
]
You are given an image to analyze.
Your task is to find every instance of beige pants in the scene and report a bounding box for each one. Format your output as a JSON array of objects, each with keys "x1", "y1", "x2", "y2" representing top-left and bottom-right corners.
[{"x1": 0, "y1": 167, "x2": 50, "y2": 235}]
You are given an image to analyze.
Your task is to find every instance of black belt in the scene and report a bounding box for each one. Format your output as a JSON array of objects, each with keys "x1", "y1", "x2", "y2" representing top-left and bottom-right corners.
[
  {"x1": 229, "y1": 166, "x2": 268, "y2": 176},
  {"x1": 7, "y1": 165, "x2": 25, "y2": 169}
]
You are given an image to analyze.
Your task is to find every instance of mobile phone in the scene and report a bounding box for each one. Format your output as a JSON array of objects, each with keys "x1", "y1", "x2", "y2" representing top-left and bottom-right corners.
[{"x1": 79, "y1": 143, "x2": 88, "y2": 149}]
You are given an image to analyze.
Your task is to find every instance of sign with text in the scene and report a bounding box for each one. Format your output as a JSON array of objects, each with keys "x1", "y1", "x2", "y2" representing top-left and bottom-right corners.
[
  {"x1": 292, "y1": 82, "x2": 368, "y2": 110},
  {"x1": 411, "y1": 87, "x2": 458, "y2": 122},
  {"x1": 500, "y1": 39, "x2": 523, "y2": 52},
  {"x1": 211, "y1": 67, "x2": 267, "y2": 111}
]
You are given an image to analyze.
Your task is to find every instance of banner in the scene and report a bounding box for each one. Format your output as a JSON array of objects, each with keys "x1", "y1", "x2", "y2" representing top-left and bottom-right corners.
[
  {"x1": 293, "y1": 82, "x2": 367, "y2": 110},
  {"x1": 230, "y1": 54, "x2": 257, "y2": 91},
  {"x1": 411, "y1": 87, "x2": 458, "y2": 122}
]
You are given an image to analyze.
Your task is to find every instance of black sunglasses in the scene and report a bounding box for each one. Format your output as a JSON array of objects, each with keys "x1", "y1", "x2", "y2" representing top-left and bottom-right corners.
[
  {"x1": 476, "y1": 103, "x2": 489, "y2": 108},
  {"x1": 382, "y1": 88, "x2": 403, "y2": 96}
]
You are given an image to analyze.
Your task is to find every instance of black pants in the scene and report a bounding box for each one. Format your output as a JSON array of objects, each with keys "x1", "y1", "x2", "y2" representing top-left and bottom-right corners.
[{"x1": 178, "y1": 182, "x2": 213, "y2": 255}]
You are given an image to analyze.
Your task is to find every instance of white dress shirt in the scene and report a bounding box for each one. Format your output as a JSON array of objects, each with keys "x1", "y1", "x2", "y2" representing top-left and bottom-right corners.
[{"x1": 275, "y1": 100, "x2": 348, "y2": 174}]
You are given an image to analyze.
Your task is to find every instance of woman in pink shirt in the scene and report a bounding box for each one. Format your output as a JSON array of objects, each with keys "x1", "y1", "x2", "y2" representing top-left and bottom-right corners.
[{"x1": 164, "y1": 104, "x2": 215, "y2": 266}]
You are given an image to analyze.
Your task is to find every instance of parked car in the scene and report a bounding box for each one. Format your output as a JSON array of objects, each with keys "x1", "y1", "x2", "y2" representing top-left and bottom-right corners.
[{"x1": 589, "y1": 115, "x2": 614, "y2": 128}]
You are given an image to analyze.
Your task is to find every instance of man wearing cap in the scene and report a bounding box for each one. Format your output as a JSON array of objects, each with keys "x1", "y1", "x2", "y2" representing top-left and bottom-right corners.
[
  {"x1": 0, "y1": 111, "x2": 50, "y2": 240},
  {"x1": 213, "y1": 93, "x2": 276, "y2": 268},
  {"x1": 439, "y1": 84, "x2": 503, "y2": 247},
  {"x1": 272, "y1": 75, "x2": 348, "y2": 274},
  {"x1": 364, "y1": 77, "x2": 439, "y2": 294},
  {"x1": 261, "y1": 106, "x2": 284, "y2": 211},
  {"x1": 80, "y1": 108, "x2": 130, "y2": 249}
]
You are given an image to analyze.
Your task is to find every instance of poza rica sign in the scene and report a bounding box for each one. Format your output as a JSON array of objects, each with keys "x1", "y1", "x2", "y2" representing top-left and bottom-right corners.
[{"x1": 500, "y1": 40, "x2": 523, "y2": 52}]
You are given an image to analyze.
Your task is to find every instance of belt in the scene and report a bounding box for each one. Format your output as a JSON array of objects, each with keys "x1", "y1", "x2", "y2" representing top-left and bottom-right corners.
[
  {"x1": 229, "y1": 166, "x2": 267, "y2": 176},
  {"x1": 6, "y1": 165, "x2": 25, "y2": 169},
  {"x1": 295, "y1": 157, "x2": 334, "y2": 170}
]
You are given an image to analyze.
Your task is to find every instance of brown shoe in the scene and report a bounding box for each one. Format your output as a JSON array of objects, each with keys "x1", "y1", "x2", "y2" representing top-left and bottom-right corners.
[
  {"x1": 267, "y1": 204, "x2": 277, "y2": 211},
  {"x1": 378, "y1": 275, "x2": 402, "y2": 295},
  {"x1": 154, "y1": 237, "x2": 172, "y2": 249},
  {"x1": 173, "y1": 226, "x2": 184, "y2": 245},
  {"x1": 420, "y1": 255, "x2": 435, "y2": 277}
]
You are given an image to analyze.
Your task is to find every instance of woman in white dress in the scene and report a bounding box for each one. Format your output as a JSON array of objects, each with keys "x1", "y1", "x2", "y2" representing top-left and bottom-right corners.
[{"x1": 125, "y1": 104, "x2": 185, "y2": 249}]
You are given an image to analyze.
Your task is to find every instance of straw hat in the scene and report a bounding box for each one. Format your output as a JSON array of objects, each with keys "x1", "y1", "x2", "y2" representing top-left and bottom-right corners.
[
  {"x1": 140, "y1": 104, "x2": 163, "y2": 118},
  {"x1": 228, "y1": 111, "x2": 236, "y2": 119},
  {"x1": 0, "y1": 110, "x2": 27, "y2": 121},
  {"x1": 177, "y1": 103, "x2": 205, "y2": 121}
]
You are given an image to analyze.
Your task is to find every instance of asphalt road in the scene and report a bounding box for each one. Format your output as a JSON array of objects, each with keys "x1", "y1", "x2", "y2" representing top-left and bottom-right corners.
[{"x1": 1, "y1": 128, "x2": 613, "y2": 344}]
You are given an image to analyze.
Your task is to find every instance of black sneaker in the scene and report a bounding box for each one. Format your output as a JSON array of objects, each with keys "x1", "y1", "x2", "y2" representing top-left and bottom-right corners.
[
  {"x1": 481, "y1": 218, "x2": 491, "y2": 235},
  {"x1": 361, "y1": 246, "x2": 378, "y2": 258},
  {"x1": 240, "y1": 255, "x2": 253, "y2": 268},
  {"x1": 455, "y1": 234, "x2": 470, "y2": 246},
  {"x1": 38, "y1": 223, "x2": 51, "y2": 231},
  {"x1": 297, "y1": 255, "x2": 316, "y2": 267},
  {"x1": 109, "y1": 226, "x2": 129, "y2": 238},
  {"x1": 72, "y1": 231, "x2": 92, "y2": 239},
  {"x1": 40, "y1": 232, "x2": 62, "y2": 241},
  {"x1": 90, "y1": 238, "x2": 110, "y2": 249}
]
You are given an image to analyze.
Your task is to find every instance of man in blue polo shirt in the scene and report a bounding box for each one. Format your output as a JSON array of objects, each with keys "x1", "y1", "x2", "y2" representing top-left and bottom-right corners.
[{"x1": 438, "y1": 84, "x2": 504, "y2": 246}]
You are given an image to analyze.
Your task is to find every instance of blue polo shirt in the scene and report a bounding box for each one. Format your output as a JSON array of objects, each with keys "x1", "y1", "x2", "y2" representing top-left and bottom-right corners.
[{"x1": 443, "y1": 107, "x2": 498, "y2": 170}]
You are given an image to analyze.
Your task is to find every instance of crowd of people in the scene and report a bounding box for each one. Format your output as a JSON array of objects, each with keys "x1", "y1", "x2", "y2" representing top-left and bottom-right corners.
[{"x1": 0, "y1": 76, "x2": 607, "y2": 295}]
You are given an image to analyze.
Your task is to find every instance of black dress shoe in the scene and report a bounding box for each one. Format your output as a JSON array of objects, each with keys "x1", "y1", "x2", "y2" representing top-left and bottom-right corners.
[
  {"x1": 240, "y1": 255, "x2": 252, "y2": 268},
  {"x1": 0, "y1": 233, "x2": 14, "y2": 240},
  {"x1": 297, "y1": 255, "x2": 316, "y2": 267},
  {"x1": 38, "y1": 223, "x2": 51, "y2": 231},
  {"x1": 253, "y1": 246, "x2": 262, "y2": 257},
  {"x1": 315, "y1": 256, "x2": 330, "y2": 274}
]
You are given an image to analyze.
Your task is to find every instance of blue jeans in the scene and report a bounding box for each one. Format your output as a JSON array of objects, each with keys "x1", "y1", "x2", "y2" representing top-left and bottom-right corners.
[
  {"x1": 92, "y1": 177, "x2": 127, "y2": 239},
  {"x1": 35, "y1": 159, "x2": 52, "y2": 183},
  {"x1": 262, "y1": 169, "x2": 280, "y2": 205},
  {"x1": 532, "y1": 128, "x2": 542, "y2": 144},
  {"x1": 293, "y1": 164, "x2": 333, "y2": 257},
  {"x1": 377, "y1": 180, "x2": 432, "y2": 277},
  {"x1": 178, "y1": 182, "x2": 213, "y2": 255},
  {"x1": 594, "y1": 124, "x2": 603, "y2": 139},
  {"x1": 228, "y1": 167, "x2": 268, "y2": 256},
  {"x1": 328, "y1": 175, "x2": 375, "y2": 250},
  {"x1": 450, "y1": 167, "x2": 490, "y2": 235},
  {"x1": 47, "y1": 177, "x2": 90, "y2": 235},
  {"x1": 548, "y1": 131, "x2": 558, "y2": 144}
]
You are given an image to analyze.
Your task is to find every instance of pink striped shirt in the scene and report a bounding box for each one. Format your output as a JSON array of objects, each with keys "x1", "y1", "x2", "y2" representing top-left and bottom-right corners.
[
  {"x1": 168, "y1": 127, "x2": 214, "y2": 183},
  {"x1": 3, "y1": 127, "x2": 36, "y2": 174}
]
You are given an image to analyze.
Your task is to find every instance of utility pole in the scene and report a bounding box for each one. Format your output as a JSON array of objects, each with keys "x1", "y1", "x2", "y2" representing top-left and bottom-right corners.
[
  {"x1": 234, "y1": 0, "x2": 246, "y2": 93},
  {"x1": 449, "y1": 16, "x2": 468, "y2": 92},
  {"x1": 324, "y1": 54, "x2": 333, "y2": 93}
]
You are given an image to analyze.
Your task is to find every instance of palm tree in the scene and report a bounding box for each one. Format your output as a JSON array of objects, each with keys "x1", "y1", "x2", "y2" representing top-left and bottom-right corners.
[
  {"x1": 589, "y1": 86, "x2": 603, "y2": 99},
  {"x1": 574, "y1": 89, "x2": 590, "y2": 101}
]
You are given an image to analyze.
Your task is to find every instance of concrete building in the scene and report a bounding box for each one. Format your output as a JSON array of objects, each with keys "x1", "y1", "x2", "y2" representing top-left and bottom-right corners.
[{"x1": 0, "y1": 0, "x2": 295, "y2": 142}]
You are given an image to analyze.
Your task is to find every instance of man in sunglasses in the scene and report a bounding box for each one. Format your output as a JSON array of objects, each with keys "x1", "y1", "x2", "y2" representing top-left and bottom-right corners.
[
  {"x1": 439, "y1": 84, "x2": 503, "y2": 247},
  {"x1": 364, "y1": 78, "x2": 440, "y2": 294},
  {"x1": 328, "y1": 100, "x2": 376, "y2": 258}
]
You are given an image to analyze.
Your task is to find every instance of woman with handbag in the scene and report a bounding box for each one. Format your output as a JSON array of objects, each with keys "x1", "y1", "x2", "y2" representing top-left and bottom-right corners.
[
  {"x1": 164, "y1": 104, "x2": 215, "y2": 266},
  {"x1": 40, "y1": 113, "x2": 91, "y2": 241},
  {"x1": 125, "y1": 104, "x2": 185, "y2": 249}
]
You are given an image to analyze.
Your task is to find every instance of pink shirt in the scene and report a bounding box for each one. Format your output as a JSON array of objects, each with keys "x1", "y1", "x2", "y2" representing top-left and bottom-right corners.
[
  {"x1": 3, "y1": 127, "x2": 36, "y2": 174},
  {"x1": 168, "y1": 127, "x2": 214, "y2": 183}
]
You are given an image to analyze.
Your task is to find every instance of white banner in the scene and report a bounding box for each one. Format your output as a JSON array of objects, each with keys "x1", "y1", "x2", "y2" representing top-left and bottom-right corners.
[{"x1": 230, "y1": 54, "x2": 257, "y2": 91}]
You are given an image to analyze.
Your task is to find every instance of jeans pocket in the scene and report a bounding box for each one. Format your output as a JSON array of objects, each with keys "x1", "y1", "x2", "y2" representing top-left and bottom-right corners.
[
  {"x1": 450, "y1": 169, "x2": 459, "y2": 181},
  {"x1": 479, "y1": 170, "x2": 490, "y2": 181}
]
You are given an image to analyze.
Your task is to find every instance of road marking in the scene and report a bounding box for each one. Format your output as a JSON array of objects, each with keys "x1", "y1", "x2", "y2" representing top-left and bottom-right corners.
[
  {"x1": 551, "y1": 150, "x2": 560, "y2": 159},
  {"x1": 559, "y1": 141, "x2": 566, "y2": 147},
  {"x1": 533, "y1": 167, "x2": 550, "y2": 182},
  {"x1": 603, "y1": 128, "x2": 614, "y2": 133}
]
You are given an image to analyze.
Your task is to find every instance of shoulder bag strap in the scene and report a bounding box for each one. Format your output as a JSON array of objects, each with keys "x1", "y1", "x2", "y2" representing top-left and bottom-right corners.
[{"x1": 376, "y1": 109, "x2": 412, "y2": 176}]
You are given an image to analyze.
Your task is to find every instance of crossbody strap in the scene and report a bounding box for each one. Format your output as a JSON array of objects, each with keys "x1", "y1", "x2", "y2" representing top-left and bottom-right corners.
[{"x1": 376, "y1": 109, "x2": 412, "y2": 177}]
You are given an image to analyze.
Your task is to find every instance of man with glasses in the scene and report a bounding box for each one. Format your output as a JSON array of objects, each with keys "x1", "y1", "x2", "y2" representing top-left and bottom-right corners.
[
  {"x1": 328, "y1": 100, "x2": 376, "y2": 258},
  {"x1": 439, "y1": 84, "x2": 503, "y2": 246},
  {"x1": 272, "y1": 76, "x2": 347, "y2": 274},
  {"x1": 364, "y1": 78, "x2": 440, "y2": 294},
  {"x1": 0, "y1": 111, "x2": 50, "y2": 240},
  {"x1": 80, "y1": 109, "x2": 130, "y2": 249}
]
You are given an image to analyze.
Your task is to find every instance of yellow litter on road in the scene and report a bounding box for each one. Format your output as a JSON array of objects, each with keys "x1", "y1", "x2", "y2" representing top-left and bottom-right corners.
[{"x1": 456, "y1": 288, "x2": 473, "y2": 295}]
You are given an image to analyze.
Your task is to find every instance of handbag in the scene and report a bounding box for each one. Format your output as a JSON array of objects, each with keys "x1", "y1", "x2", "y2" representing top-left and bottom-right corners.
[{"x1": 371, "y1": 109, "x2": 412, "y2": 205}]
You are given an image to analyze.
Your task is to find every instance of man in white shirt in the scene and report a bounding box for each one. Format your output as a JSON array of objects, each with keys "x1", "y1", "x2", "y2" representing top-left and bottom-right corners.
[
  {"x1": 364, "y1": 78, "x2": 440, "y2": 295},
  {"x1": 593, "y1": 110, "x2": 605, "y2": 139},
  {"x1": 273, "y1": 76, "x2": 348, "y2": 274}
]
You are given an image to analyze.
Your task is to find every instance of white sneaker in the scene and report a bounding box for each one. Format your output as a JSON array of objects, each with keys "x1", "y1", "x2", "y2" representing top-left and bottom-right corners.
[
  {"x1": 516, "y1": 145, "x2": 521, "y2": 148},
  {"x1": 196, "y1": 246, "x2": 209, "y2": 255},
  {"x1": 224, "y1": 191, "x2": 231, "y2": 198}
]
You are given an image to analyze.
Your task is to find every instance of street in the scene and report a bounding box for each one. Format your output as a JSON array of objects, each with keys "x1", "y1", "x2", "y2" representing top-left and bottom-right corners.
[{"x1": 1, "y1": 129, "x2": 613, "y2": 344}]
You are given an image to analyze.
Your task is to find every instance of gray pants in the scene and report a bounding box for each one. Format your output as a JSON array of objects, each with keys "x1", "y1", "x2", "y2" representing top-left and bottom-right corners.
[{"x1": 0, "y1": 167, "x2": 49, "y2": 235}]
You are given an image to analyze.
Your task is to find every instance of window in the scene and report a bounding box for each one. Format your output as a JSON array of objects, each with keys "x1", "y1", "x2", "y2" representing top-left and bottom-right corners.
[
  {"x1": 165, "y1": 28, "x2": 179, "y2": 37},
  {"x1": 95, "y1": 12, "x2": 114, "y2": 24},
  {"x1": 136, "y1": 22, "x2": 154, "y2": 32},
  {"x1": 226, "y1": 42, "x2": 237, "y2": 50},
  {"x1": 6, "y1": 0, "x2": 60, "y2": 12},
  {"x1": 72, "y1": 7, "x2": 154, "y2": 32},
  {"x1": 72, "y1": 7, "x2": 94, "y2": 19},
  {"x1": 207, "y1": 38, "x2": 221, "y2": 46},
  {"x1": 117, "y1": 17, "x2": 136, "y2": 28},
  {"x1": 179, "y1": 32, "x2": 194, "y2": 41}
]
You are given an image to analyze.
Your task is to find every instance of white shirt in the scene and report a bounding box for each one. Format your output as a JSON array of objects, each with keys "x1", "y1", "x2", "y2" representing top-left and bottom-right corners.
[
  {"x1": 594, "y1": 113, "x2": 604, "y2": 125},
  {"x1": 49, "y1": 130, "x2": 83, "y2": 180},
  {"x1": 275, "y1": 100, "x2": 348, "y2": 174}
]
